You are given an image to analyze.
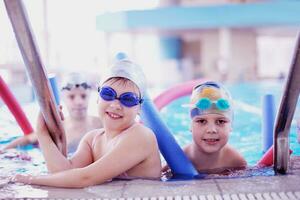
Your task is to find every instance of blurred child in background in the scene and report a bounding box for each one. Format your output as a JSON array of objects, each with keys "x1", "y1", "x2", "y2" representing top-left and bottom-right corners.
[{"x1": 1, "y1": 73, "x2": 102, "y2": 154}]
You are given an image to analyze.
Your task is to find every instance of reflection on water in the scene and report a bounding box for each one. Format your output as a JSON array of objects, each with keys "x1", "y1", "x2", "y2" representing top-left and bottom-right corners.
[
  {"x1": 203, "y1": 166, "x2": 275, "y2": 179},
  {"x1": 0, "y1": 148, "x2": 48, "y2": 198},
  {"x1": 0, "y1": 177, "x2": 9, "y2": 188},
  {"x1": 162, "y1": 166, "x2": 275, "y2": 181},
  {"x1": 0, "y1": 148, "x2": 47, "y2": 177},
  {"x1": 1, "y1": 184, "x2": 48, "y2": 199}
]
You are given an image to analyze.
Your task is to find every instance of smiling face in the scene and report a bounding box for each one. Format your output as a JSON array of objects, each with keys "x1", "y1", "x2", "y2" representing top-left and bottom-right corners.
[
  {"x1": 98, "y1": 78, "x2": 141, "y2": 132},
  {"x1": 62, "y1": 87, "x2": 90, "y2": 120},
  {"x1": 191, "y1": 113, "x2": 232, "y2": 154}
]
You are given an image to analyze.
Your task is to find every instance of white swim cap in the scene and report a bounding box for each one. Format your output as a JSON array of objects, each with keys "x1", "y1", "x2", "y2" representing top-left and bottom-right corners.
[
  {"x1": 101, "y1": 60, "x2": 146, "y2": 97},
  {"x1": 61, "y1": 73, "x2": 91, "y2": 91}
]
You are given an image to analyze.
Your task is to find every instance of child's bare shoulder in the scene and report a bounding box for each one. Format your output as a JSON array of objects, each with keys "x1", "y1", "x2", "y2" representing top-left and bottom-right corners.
[
  {"x1": 223, "y1": 145, "x2": 247, "y2": 166},
  {"x1": 223, "y1": 145, "x2": 240, "y2": 157},
  {"x1": 82, "y1": 128, "x2": 105, "y2": 143},
  {"x1": 124, "y1": 123, "x2": 157, "y2": 144},
  {"x1": 130, "y1": 123, "x2": 155, "y2": 136}
]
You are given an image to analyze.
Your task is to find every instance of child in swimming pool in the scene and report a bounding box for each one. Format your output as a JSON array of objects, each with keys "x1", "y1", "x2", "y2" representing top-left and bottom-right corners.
[
  {"x1": 1, "y1": 73, "x2": 102, "y2": 153},
  {"x1": 183, "y1": 81, "x2": 247, "y2": 173},
  {"x1": 11, "y1": 60, "x2": 162, "y2": 187},
  {"x1": 59, "y1": 73, "x2": 103, "y2": 153}
]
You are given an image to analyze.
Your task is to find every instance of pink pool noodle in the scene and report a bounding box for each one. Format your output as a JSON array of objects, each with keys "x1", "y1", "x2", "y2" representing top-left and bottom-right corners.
[
  {"x1": 257, "y1": 145, "x2": 292, "y2": 167},
  {"x1": 0, "y1": 75, "x2": 33, "y2": 135},
  {"x1": 154, "y1": 79, "x2": 206, "y2": 111}
]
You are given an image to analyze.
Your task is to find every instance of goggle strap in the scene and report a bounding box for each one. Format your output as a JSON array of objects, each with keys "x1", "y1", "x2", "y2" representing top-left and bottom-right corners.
[{"x1": 62, "y1": 83, "x2": 91, "y2": 91}]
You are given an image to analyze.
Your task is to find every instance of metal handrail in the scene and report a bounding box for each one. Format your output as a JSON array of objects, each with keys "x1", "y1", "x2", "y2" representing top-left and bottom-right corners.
[
  {"x1": 274, "y1": 32, "x2": 300, "y2": 174},
  {"x1": 4, "y1": 0, "x2": 67, "y2": 156}
]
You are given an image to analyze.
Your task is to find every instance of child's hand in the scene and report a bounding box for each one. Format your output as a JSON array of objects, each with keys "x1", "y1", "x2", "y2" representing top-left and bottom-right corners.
[
  {"x1": 161, "y1": 165, "x2": 172, "y2": 179},
  {"x1": 36, "y1": 105, "x2": 65, "y2": 133},
  {"x1": 10, "y1": 174, "x2": 33, "y2": 184}
]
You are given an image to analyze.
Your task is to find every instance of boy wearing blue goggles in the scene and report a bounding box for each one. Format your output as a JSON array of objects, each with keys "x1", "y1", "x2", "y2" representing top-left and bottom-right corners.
[
  {"x1": 182, "y1": 81, "x2": 246, "y2": 174},
  {"x1": 11, "y1": 59, "x2": 162, "y2": 187}
]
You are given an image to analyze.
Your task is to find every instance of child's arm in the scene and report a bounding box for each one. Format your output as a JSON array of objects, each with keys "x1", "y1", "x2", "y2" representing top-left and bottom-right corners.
[
  {"x1": 2, "y1": 133, "x2": 37, "y2": 150},
  {"x1": 11, "y1": 168, "x2": 94, "y2": 188},
  {"x1": 12, "y1": 125, "x2": 156, "y2": 188},
  {"x1": 35, "y1": 113, "x2": 94, "y2": 172}
]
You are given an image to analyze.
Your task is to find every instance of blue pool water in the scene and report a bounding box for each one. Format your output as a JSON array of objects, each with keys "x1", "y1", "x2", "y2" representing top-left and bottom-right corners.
[{"x1": 160, "y1": 80, "x2": 300, "y2": 166}]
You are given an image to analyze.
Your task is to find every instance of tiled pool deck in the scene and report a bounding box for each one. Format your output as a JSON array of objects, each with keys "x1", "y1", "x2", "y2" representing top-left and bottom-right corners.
[{"x1": 1, "y1": 157, "x2": 300, "y2": 199}]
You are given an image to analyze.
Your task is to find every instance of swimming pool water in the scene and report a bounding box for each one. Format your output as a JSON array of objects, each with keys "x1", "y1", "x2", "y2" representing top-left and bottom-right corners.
[{"x1": 160, "y1": 80, "x2": 300, "y2": 166}]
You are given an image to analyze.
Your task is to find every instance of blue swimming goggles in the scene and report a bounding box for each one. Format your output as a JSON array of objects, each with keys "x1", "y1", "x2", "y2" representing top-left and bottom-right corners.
[
  {"x1": 190, "y1": 98, "x2": 230, "y2": 118},
  {"x1": 196, "y1": 97, "x2": 230, "y2": 111},
  {"x1": 98, "y1": 86, "x2": 143, "y2": 107},
  {"x1": 62, "y1": 82, "x2": 91, "y2": 91}
]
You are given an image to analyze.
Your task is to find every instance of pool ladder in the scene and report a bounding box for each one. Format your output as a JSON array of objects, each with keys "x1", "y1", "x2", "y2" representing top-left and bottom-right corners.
[{"x1": 274, "y1": 32, "x2": 300, "y2": 174}]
